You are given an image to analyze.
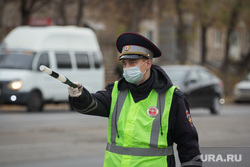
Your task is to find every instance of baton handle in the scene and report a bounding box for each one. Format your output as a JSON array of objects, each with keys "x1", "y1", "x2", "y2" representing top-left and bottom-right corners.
[{"x1": 39, "y1": 65, "x2": 78, "y2": 88}]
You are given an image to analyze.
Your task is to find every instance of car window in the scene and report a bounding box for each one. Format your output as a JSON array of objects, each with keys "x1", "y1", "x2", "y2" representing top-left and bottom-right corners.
[
  {"x1": 93, "y1": 53, "x2": 101, "y2": 69},
  {"x1": 187, "y1": 70, "x2": 199, "y2": 83},
  {"x1": 0, "y1": 52, "x2": 35, "y2": 70},
  {"x1": 37, "y1": 53, "x2": 50, "y2": 70},
  {"x1": 75, "y1": 53, "x2": 90, "y2": 69},
  {"x1": 198, "y1": 69, "x2": 213, "y2": 81},
  {"x1": 55, "y1": 53, "x2": 72, "y2": 69},
  {"x1": 164, "y1": 69, "x2": 188, "y2": 83}
]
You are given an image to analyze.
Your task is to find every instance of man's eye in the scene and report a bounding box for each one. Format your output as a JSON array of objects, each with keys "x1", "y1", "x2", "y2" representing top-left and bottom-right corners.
[{"x1": 131, "y1": 62, "x2": 136, "y2": 65}]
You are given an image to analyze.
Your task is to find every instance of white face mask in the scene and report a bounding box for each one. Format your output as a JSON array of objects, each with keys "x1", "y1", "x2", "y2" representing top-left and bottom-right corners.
[{"x1": 123, "y1": 61, "x2": 147, "y2": 84}]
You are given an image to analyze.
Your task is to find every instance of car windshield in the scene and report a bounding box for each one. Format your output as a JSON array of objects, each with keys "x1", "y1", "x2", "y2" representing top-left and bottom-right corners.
[
  {"x1": 0, "y1": 52, "x2": 35, "y2": 70},
  {"x1": 164, "y1": 68, "x2": 188, "y2": 83}
]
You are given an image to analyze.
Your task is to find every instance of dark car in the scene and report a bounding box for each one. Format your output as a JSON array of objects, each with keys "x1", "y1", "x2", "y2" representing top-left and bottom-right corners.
[{"x1": 161, "y1": 65, "x2": 224, "y2": 115}]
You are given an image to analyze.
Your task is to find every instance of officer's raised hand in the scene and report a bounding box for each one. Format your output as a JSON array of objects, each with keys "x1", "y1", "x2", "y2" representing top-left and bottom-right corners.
[{"x1": 68, "y1": 82, "x2": 83, "y2": 97}]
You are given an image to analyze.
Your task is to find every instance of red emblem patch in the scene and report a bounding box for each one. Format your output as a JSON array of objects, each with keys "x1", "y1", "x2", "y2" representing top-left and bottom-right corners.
[{"x1": 147, "y1": 106, "x2": 159, "y2": 117}]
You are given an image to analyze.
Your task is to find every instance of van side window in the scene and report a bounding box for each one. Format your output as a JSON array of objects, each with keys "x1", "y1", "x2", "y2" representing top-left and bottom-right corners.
[
  {"x1": 75, "y1": 53, "x2": 90, "y2": 69},
  {"x1": 93, "y1": 53, "x2": 101, "y2": 69},
  {"x1": 56, "y1": 53, "x2": 72, "y2": 69},
  {"x1": 37, "y1": 53, "x2": 50, "y2": 70}
]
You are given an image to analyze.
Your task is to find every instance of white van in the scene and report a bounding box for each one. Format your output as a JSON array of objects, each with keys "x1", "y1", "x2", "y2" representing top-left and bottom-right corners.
[{"x1": 0, "y1": 26, "x2": 105, "y2": 111}]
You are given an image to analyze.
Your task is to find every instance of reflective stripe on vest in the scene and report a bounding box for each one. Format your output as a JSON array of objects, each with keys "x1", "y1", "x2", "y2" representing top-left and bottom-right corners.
[
  {"x1": 107, "y1": 82, "x2": 176, "y2": 156},
  {"x1": 110, "y1": 89, "x2": 128, "y2": 143},
  {"x1": 106, "y1": 143, "x2": 173, "y2": 156}
]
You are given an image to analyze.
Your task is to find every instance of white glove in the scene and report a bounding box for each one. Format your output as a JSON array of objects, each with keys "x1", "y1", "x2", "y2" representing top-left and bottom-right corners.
[{"x1": 68, "y1": 82, "x2": 83, "y2": 97}]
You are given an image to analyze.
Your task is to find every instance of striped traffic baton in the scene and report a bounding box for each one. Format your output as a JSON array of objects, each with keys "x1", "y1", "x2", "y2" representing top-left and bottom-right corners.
[{"x1": 39, "y1": 65, "x2": 78, "y2": 88}]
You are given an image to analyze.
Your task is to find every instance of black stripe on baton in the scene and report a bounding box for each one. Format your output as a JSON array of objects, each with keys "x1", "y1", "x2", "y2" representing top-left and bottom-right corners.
[
  {"x1": 51, "y1": 70, "x2": 77, "y2": 88},
  {"x1": 65, "y1": 78, "x2": 78, "y2": 88},
  {"x1": 51, "y1": 71, "x2": 59, "y2": 78}
]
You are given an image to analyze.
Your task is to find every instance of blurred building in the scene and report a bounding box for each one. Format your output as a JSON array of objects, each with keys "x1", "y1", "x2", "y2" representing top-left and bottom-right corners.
[{"x1": 139, "y1": 15, "x2": 250, "y2": 69}]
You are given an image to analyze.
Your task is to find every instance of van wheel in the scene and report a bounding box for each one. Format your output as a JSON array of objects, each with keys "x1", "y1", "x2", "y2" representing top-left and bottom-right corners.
[
  {"x1": 27, "y1": 91, "x2": 44, "y2": 112},
  {"x1": 210, "y1": 96, "x2": 221, "y2": 115}
]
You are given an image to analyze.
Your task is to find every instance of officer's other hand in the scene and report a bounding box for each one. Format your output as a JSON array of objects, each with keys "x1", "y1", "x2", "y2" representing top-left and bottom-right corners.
[{"x1": 68, "y1": 82, "x2": 83, "y2": 97}]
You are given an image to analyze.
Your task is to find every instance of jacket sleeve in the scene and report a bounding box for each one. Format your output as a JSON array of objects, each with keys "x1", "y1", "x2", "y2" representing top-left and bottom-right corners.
[
  {"x1": 68, "y1": 83, "x2": 113, "y2": 117},
  {"x1": 171, "y1": 91, "x2": 202, "y2": 167}
]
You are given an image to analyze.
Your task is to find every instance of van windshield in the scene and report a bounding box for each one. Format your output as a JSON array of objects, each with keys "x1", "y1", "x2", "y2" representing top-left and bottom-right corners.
[{"x1": 0, "y1": 52, "x2": 35, "y2": 70}]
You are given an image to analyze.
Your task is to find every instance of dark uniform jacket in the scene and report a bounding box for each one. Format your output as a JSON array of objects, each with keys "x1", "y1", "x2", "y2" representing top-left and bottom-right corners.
[{"x1": 69, "y1": 65, "x2": 202, "y2": 167}]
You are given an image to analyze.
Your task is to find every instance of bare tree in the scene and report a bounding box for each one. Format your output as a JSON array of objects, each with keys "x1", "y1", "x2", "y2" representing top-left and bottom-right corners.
[
  {"x1": 234, "y1": 0, "x2": 250, "y2": 77},
  {"x1": 0, "y1": 0, "x2": 7, "y2": 42},
  {"x1": 20, "y1": 0, "x2": 50, "y2": 25},
  {"x1": 174, "y1": 0, "x2": 188, "y2": 64},
  {"x1": 221, "y1": 0, "x2": 242, "y2": 70},
  {"x1": 0, "y1": 0, "x2": 7, "y2": 27},
  {"x1": 55, "y1": 0, "x2": 85, "y2": 26},
  {"x1": 55, "y1": 0, "x2": 67, "y2": 25},
  {"x1": 105, "y1": 0, "x2": 153, "y2": 32},
  {"x1": 220, "y1": 0, "x2": 242, "y2": 95},
  {"x1": 194, "y1": 0, "x2": 217, "y2": 65},
  {"x1": 76, "y1": 0, "x2": 85, "y2": 26}
]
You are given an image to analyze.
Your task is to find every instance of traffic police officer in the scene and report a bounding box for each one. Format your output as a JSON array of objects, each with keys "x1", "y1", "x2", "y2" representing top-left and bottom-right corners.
[{"x1": 68, "y1": 32, "x2": 202, "y2": 167}]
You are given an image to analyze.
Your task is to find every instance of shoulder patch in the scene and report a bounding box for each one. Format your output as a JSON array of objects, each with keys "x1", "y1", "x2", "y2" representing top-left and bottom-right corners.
[
  {"x1": 186, "y1": 110, "x2": 194, "y2": 127},
  {"x1": 174, "y1": 88, "x2": 184, "y2": 97}
]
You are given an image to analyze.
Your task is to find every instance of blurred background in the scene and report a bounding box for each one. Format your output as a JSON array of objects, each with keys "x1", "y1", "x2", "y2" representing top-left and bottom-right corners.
[
  {"x1": 0, "y1": 0, "x2": 249, "y2": 97},
  {"x1": 0, "y1": 0, "x2": 250, "y2": 167}
]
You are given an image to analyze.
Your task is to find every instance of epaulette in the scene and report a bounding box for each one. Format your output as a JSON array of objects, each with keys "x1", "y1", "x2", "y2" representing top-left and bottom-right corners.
[
  {"x1": 174, "y1": 88, "x2": 184, "y2": 97},
  {"x1": 107, "y1": 82, "x2": 114, "y2": 87}
]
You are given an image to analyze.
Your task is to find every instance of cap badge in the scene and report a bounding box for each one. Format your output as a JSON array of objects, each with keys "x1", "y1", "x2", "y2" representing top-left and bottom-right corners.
[
  {"x1": 124, "y1": 45, "x2": 130, "y2": 51},
  {"x1": 147, "y1": 106, "x2": 159, "y2": 117}
]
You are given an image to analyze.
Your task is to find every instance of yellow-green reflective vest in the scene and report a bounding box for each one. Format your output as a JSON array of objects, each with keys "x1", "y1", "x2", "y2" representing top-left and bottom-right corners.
[{"x1": 104, "y1": 81, "x2": 176, "y2": 167}]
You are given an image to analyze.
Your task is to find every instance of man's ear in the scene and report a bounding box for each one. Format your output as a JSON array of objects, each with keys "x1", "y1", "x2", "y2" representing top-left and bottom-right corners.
[{"x1": 147, "y1": 59, "x2": 152, "y2": 67}]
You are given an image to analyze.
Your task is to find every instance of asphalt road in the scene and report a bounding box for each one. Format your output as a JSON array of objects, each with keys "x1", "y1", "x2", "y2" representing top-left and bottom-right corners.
[{"x1": 0, "y1": 103, "x2": 249, "y2": 167}]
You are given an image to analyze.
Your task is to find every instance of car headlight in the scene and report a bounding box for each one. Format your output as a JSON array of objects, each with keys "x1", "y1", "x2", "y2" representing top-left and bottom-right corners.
[{"x1": 8, "y1": 81, "x2": 23, "y2": 90}]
